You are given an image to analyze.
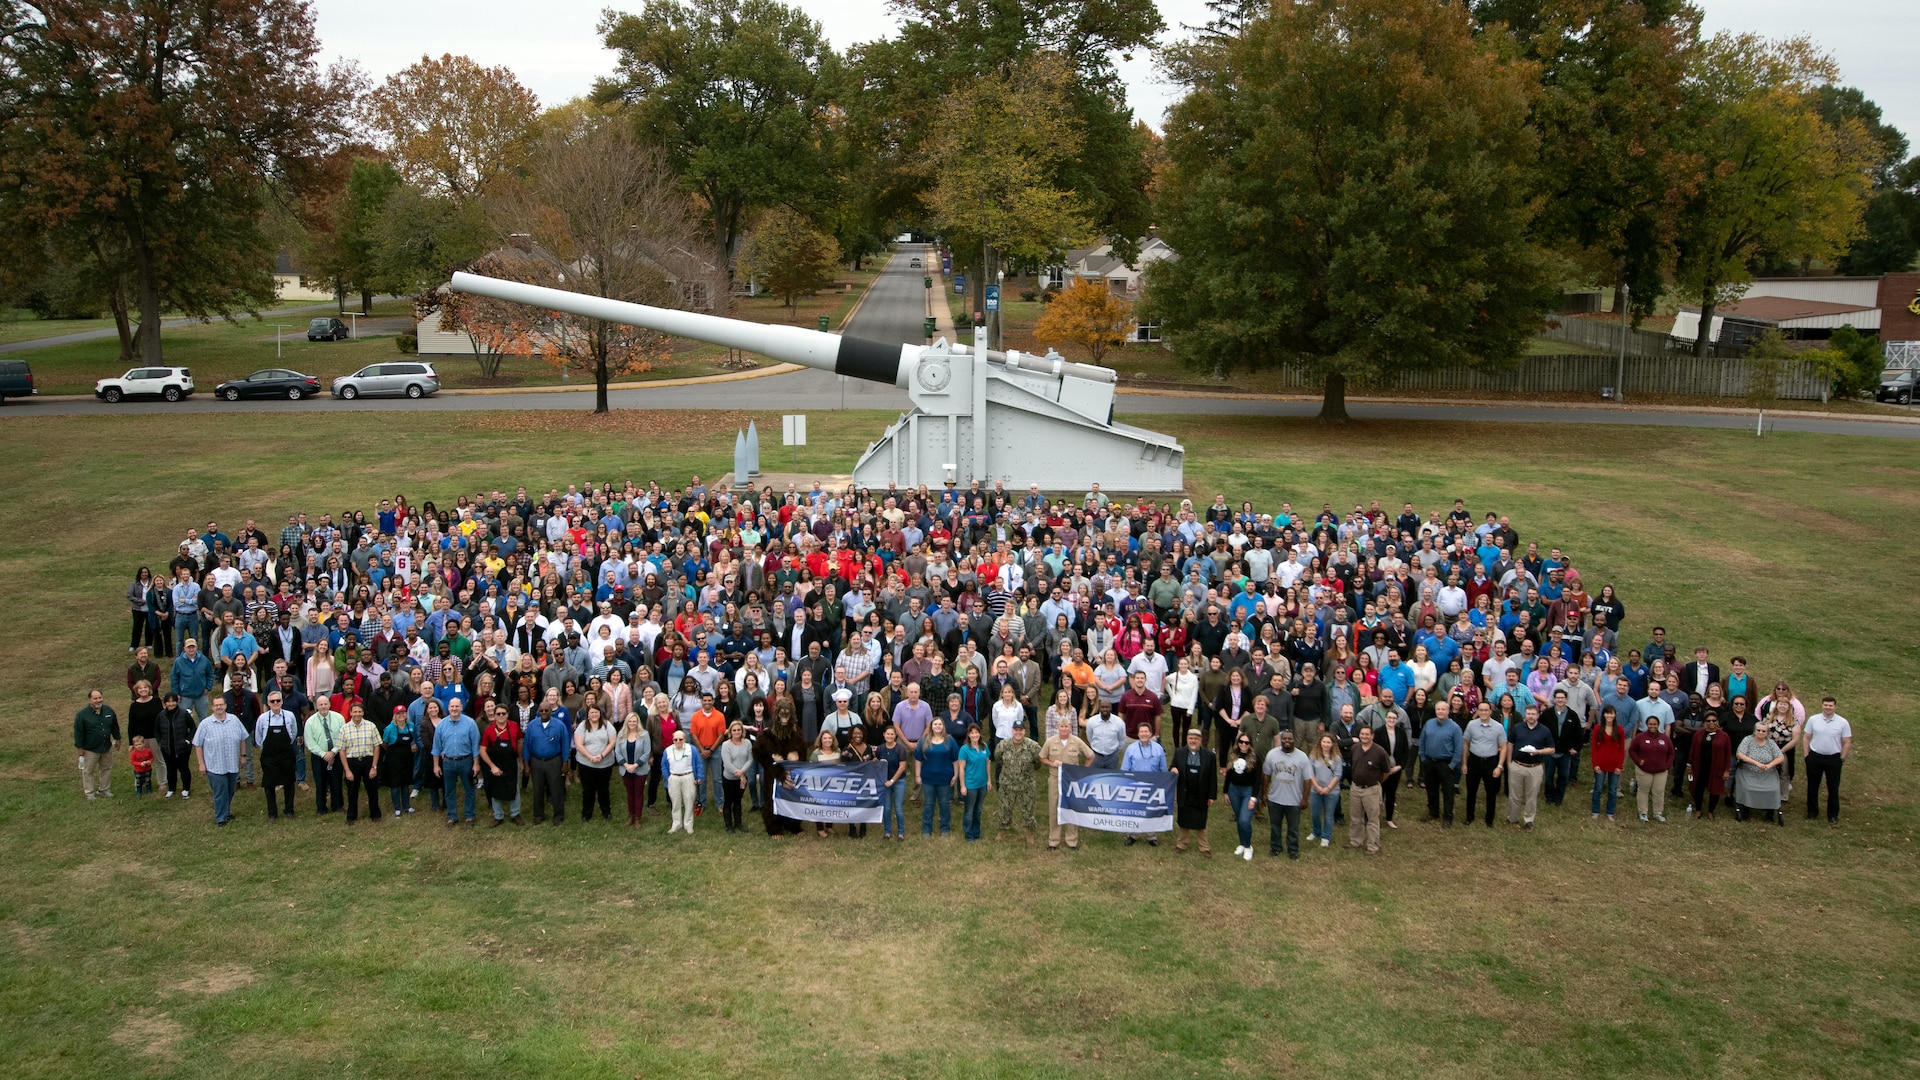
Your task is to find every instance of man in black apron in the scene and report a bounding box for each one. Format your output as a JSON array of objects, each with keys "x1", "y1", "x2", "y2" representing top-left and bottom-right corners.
[{"x1": 256, "y1": 691, "x2": 300, "y2": 819}]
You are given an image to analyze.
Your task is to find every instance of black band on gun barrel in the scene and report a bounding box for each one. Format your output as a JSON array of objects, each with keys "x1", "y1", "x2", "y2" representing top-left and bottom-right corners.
[{"x1": 834, "y1": 336, "x2": 900, "y2": 385}]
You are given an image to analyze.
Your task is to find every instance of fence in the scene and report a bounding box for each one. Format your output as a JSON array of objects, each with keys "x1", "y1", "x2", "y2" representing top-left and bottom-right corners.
[
  {"x1": 1244, "y1": 354, "x2": 1828, "y2": 400},
  {"x1": 1539, "y1": 315, "x2": 1748, "y2": 360}
]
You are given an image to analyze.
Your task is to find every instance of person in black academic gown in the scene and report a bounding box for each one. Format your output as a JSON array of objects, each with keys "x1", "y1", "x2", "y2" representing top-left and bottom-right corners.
[{"x1": 1174, "y1": 727, "x2": 1218, "y2": 855}]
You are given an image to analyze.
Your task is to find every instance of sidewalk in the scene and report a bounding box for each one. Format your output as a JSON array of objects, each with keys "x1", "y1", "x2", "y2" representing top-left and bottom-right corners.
[{"x1": 1111, "y1": 386, "x2": 1920, "y2": 427}]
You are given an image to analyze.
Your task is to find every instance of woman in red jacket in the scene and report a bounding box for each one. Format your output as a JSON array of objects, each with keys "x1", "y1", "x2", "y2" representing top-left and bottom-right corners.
[
  {"x1": 1588, "y1": 705, "x2": 1628, "y2": 821},
  {"x1": 1628, "y1": 717, "x2": 1674, "y2": 824},
  {"x1": 1688, "y1": 715, "x2": 1733, "y2": 820}
]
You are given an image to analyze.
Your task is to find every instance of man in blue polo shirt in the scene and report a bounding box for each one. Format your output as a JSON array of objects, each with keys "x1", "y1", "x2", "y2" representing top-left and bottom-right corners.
[
  {"x1": 1376, "y1": 648, "x2": 1415, "y2": 704},
  {"x1": 1418, "y1": 700, "x2": 1463, "y2": 826},
  {"x1": 434, "y1": 698, "x2": 480, "y2": 826},
  {"x1": 523, "y1": 705, "x2": 572, "y2": 825}
]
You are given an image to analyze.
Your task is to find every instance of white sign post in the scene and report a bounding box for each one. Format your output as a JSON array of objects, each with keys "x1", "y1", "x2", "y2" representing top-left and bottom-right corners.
[{"x1": 783, "y1": 414, "x2": 806, "y2": 466}]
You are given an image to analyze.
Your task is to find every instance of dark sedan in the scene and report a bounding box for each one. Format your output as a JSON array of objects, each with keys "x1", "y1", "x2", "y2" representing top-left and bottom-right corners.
[{"x1": 214, "y1": 368, "x2": 322, "y2": 401}]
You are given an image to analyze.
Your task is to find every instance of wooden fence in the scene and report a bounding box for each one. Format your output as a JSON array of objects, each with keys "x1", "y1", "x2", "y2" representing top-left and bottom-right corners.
[{"x1": 1247, "y1": 354, "x2": 1828, "y2": 400}]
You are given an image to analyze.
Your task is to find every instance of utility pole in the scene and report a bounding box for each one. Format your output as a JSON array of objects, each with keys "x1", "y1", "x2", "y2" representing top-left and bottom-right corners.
[{"x1": 1616, "y1": 283, "x2": 1629, "y2": 404}]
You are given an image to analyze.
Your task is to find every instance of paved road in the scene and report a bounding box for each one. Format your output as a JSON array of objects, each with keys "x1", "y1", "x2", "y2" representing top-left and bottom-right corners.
[
  {"x1": 844, "y1": 242, "x2": 937, "y2": 347},
  {"x1": 0, "y1": 297, "x2": 400, "y2": 355},
  {"x1": 4, "y1": 249, "x2": 1917, "y2": 439}
]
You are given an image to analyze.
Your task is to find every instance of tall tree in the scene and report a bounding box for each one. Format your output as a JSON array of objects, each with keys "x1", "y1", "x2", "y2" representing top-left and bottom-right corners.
[
  {"x1": 594, "y1": 0, "x2": 839, "y2": 264},
  {"x1": 880, "y1": 0, "x2": 1166, "y2": 263},
  {"x1": 306, "y1": 158, "x2": 404, "y2": 314},
  {"x1": 1671, "y1": 35, "x2": 1875, "y2": 355},
  {"x1": 0, "y1": 0, "x2": 356, "y2": 364},
  {"x1": 374, "y1": 188, "x2": 495, "y2": 303},
  {"x1": 474, "y1": 121, "x2": 724, "y2": 413},
  {"x1": 1815, "y1": 87, "x2": 1918, "y2": 275},
  {"x1": 736, "y1": 207, "x2": 841, "y2": 311},
  {"x1": 362, "y1": 54, "x2": 540, "y2": 202},
  {"x1": 923, "y1": 52, "x2": 1096, "y2": 320},
  {"x1": 1146, "y1": 0, "x2": 1557, "y2": 419},
  {"x1": 1471, "y1": 1, "x2": 1700, "y2": 320}
]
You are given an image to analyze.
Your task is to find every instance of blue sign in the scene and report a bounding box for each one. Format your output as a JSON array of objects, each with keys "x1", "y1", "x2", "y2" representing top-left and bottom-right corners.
[
  {"x1": 1055, "y1": 765, "x2": 1175, "y2": 833},
  {"x1": 953, "y1": 273, "x2": 965, "y2": 294},
  {"x1": 984, "y1": 285, "x2": 1000, "y2": 312},
  {"x1": 771, "y1": 760, "x2": 885, "y2": 824}
]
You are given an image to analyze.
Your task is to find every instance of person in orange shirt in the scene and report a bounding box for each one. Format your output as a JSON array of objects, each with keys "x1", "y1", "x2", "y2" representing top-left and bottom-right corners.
[
  {"x1": 688, "y1": 691, "x2": 728, "y2": 814},
  {"x1": 1061, "y1": 648, "x2": 1096, "y2": 717}
]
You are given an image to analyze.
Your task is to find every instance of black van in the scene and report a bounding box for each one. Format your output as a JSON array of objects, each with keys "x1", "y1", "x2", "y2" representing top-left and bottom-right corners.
[{"x1": 0, "y1": 359, "x2": 34, "y2": 403}]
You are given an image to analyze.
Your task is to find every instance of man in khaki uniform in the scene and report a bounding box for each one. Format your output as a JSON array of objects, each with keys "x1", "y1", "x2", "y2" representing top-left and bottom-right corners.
[{"x1": 1041, "y1": 715, "x2": 1095, "y2": 850}]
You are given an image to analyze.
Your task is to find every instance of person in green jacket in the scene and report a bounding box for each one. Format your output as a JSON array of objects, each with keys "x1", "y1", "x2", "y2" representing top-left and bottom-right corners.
[{"x1": 74, "y1": 690, "x2": 122, "y2": 799}]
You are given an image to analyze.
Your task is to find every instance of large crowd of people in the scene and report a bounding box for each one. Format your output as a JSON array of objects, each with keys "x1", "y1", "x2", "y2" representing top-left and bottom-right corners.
[{"x1": 77, "y1": 479, "x2": 1857, "y2": 858}]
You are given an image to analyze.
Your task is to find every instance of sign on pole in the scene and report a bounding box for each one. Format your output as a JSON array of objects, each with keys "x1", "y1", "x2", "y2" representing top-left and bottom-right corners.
[
  {"x1": 984, "y1": 284, "x2": 1000, "y2": 312},
  {"x1": 782, "y1": 414, "x2": 807, "y2": 446}
]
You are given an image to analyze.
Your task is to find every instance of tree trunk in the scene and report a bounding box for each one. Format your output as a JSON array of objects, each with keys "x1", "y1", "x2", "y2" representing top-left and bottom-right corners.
[
  {"x1": 107, "y1": 276, "x2": 134, "y2": 364},
  {"x1": 131, "y1": 238, "x2": 164, "y2": 366},
  {"x1": 360, "y1": 290, "x2": 373, "y2": 314},
  {"x1": 594, "y1": 355, "x2": 610, "y2": 413},
  {"x1": 336, "y1": 287, "x2": 347, "y2": 316},
  {"x1": 1318, "y1": 371, "x2": 1349, "y2": 421},
  {"x1": 1693, "y1": 291, "x2": 1715, "y2": 358}
]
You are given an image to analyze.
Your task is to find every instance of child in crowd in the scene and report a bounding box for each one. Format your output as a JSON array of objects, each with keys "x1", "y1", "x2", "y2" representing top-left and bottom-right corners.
[{"x1": 130, "y1": 736, "x2": 155, "y2": 796}]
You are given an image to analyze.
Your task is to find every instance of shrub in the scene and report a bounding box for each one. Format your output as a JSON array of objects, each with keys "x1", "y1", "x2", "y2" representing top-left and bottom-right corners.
[{"x1": 396, "y1": 330, "x2": 418, "y2": 355}]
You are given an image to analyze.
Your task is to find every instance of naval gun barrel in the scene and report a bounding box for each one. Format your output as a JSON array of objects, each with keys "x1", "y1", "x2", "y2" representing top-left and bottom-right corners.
[{"x1": 449, "y1": 271, "x2": 909, "y2": 386}]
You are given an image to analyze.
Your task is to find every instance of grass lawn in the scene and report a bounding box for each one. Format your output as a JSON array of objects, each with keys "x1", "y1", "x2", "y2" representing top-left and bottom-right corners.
[{"x1": 1, "y1": 411, "x2": 1916, "y2": 1079}]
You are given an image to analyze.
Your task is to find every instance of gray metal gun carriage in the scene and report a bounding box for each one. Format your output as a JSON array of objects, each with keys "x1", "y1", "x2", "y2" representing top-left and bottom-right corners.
[{"x1": 451, "y1": 271, "x2": 1186, "y2": 493}]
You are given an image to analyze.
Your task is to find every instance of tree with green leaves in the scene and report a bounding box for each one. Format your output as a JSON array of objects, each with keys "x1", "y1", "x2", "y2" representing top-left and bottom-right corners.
[
  {"x1": 594, "y1": 0, "x2": 840, "y2": 265},
  {"x1": 1814, "y1": 87, "x2": 1918, "y2": 276},
  {"x1": 307, "y1": 159, "x2": 405, "y2": 315},
  {"x1": 1471, "y1": 1, "x2": 1700, "y2": 321},
  {"x1": 737, "y1": 208, "x2": 842, "y2": 311},
  {"x1": 374, "y1": 189, "x2": 495, "y2": 305},
  {"x1": 1146, "y1": 0, "x2": 1558, "y2": 420},
  {"x1": 1671, "y1": 35, "x2": 1874, "y2": 356},
  {"x1": 924, "y1": 53, "x2": 1096, "y2": 323},
  {"x1": 0, "y1": 0, "x2": 356, "y2": 365}
]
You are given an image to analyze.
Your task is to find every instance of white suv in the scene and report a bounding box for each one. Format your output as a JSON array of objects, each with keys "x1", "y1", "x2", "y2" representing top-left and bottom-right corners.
[{"x1": 95, "y1": 366, "x2": 195, "y2": 403}]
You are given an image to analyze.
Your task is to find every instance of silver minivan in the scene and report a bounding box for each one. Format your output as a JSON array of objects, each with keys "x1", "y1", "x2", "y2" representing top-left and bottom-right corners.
[{"x1": 331, "y1": 361, "x2": 440, "y2": 400}]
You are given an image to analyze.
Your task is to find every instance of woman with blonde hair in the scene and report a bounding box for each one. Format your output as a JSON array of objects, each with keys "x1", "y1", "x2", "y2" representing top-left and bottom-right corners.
[
  {"x1": 862, "y1": 691, "x2": 892, "y2": 748},
  {"x1": 809, "y1": 729, "x2": 841, "y2": 837},
  {"x1": 614, "y1": 711, "x2": 652, "y2": 827},
  {"x1": 1308, "y1": 732, "x2": 1343, "y2": 848}
]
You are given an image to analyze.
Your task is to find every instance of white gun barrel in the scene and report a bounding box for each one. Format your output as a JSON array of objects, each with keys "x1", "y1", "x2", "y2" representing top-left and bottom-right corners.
[{"x1": 449, "y1": 271, "x2": 909, "y2": 386}]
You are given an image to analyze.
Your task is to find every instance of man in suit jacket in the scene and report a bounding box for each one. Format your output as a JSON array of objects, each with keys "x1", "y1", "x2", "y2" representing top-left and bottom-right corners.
[
  {"x1": 1679, "y1": 647, "x2": 1721, "y2": 701},
  {"x1": 263, "y1": 611, "x2": 305, "y2": 679}
]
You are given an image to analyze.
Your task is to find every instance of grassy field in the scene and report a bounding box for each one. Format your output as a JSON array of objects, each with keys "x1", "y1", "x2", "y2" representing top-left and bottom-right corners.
[{"x1": 1, "y1": 410, "x2": 1916, "y2": 1079}]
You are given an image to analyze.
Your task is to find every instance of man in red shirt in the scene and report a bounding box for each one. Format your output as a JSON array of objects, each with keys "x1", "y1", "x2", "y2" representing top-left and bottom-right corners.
[{"x1": 1119, "y1": 671, "x2": 1163, "y2": 740}]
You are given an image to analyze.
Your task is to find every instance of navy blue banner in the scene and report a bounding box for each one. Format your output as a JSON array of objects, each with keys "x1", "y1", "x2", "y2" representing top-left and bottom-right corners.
[
  {"x1": 772, "y1": 760, "x2": 886, "y2": 824},
  {"x1": 1055, "y1": 765, "x2": 1175, "y2": 833}
]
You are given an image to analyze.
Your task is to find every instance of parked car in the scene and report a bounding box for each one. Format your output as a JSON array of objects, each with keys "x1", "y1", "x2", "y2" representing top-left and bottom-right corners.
[
  {"x1": 215, "y1": 368, "x2": 322, "y2": 401},
  {"x1": 0, "y1": 359, "x2": 35, "y2": 404},
  {"x1": 95, "y1": 366, "x2": 194, "y2": 403},
  {"x1": 1877, "y1": 368, "x2": 1917, "y2": 405},
  {"x1": 909, "y1": 258, "x2": 923, "y2": 267},
  {"x1": 308, "y1": 317, "x2": 350, "y2": 341},
  {"x1": 331, "y1": 361, "x2": 439, "y2": 400}
]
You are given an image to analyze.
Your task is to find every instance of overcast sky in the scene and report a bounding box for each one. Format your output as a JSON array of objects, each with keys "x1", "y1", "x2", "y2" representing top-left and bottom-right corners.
[{"x1": 316, "y1": 0, "x2": 1919, "y2": 147}]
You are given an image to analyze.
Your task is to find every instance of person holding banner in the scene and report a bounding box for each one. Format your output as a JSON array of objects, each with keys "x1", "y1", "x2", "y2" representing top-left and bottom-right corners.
[
  {"x1": 1042, "y1": 716, "x2": 1095, "y2": 850},
  {"x1": 1121, "y1": 723, "x2": 1167, "y2": 848},
  {"x1": 755, "y1": 709, "x2": 807, "y2": 838},
  {"x1": 810, "y1": 730, "x2": 842, "y2": 837},
  {"x1": 1174, "y1": 728, "x2": 1218, "y2": 856},
  {"x1": 957, "y1": 725, "x2": 992, "y2": 841},
  {"x1": 1084, "y1": 699, "x2": 1127, "y2": 770},
  {"x1": 840, "y1": 724, "x2": 876, "y2": 839}
]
